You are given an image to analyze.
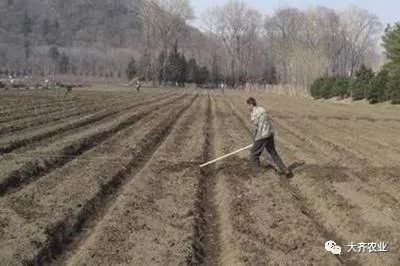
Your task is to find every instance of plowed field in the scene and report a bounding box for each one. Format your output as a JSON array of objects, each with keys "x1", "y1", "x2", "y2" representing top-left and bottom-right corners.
[{"x1": 0, "y1": 88, "x2": 399, "y2": 265}]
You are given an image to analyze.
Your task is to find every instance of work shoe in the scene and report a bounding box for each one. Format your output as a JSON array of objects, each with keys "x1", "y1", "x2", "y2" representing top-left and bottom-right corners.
[
  {"x1": 251, "y1": 168, "x2": 261, "y2": 178},
  {"x1": 277, "y1": 169, "x2": 293, "y2": 178},
  {"x1": 284, "y1": 170, "x2": 294, "y2": 178}
]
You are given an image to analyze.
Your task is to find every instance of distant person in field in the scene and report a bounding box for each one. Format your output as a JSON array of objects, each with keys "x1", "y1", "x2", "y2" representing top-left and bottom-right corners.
[
  {"x1": 65, "y1": 85, "x2": 73, "y2": 96},
  {"x1": 136, "y1": 80, "x2": 142, "y2": 92},
  {"x1": 247, "y1": 97, "x2": 292, "y2": 178},
  {"x1": 220, "y1": 82, "x2": 225, "y2": 93}
]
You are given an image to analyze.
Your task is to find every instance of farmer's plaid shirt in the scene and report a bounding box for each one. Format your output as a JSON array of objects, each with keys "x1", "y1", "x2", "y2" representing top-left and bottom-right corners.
[{"x1": 251, "y1": 106, "x2": 274, "y2": 141}]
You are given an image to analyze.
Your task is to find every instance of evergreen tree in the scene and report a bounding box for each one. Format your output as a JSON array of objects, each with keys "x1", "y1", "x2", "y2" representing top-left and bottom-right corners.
[
  {"x1": 177, "y1": 54, "x2": 187, "y2": 86},
  {"x1": 320, "y1": 76, "x2": 336, "y2": 99},
  {"x1": 310, "y1": 76, "x2": 325, "y2": 99},
  {"x1": 24, "y1": 40, "x2": 31, "y2": 60},
  {"x1": 367, "y1": 69, "x2": 389, "y2": 103},
  {"x1": 157, "y1": 52, "x2": 166, "y2": 83},
  {"x1": 350, "y1": 65, "x2": 374, "y2": 101},
  {"x1": 382, "y1": 23, "x2": 400, "y2": 64},
  {"x1": 71, "y1": 64, "x2": 77, "y2": 75},
  {"x1": 126, "y1": 57, "x2": 137, "y2": 80},
  {"x1": 48, "y1": 46, "x2": 60, "y2": 74},
  {"x1": 195, "y1": 66, "x2": 210, "y2": 85},
  {"x1": 186, "y1": 58, "x2": 198, "y2": 83},
  {"x1": 332, "y1": 77, "x2": 351, "y2": 99},
  {"x1": 165, "y1": 45, "x2": 187, "y2": 86},
  {"x1": 387, "y1": 65, "x2": 400, "y2": 104},
  {"x1": 211, "y1": 53, "x2": 221, "y2": 85},
  {"x1": 166, "y1": 50, "x2": 179, "y2": 83},
  {"x1": 263, "y1": 65, "x2": 278, "y2": 85},
  {"x1": 138, "y1": 52, "x2": 151, "y2": 81},
  {"x1": 382, "y1": 23, "x2": 400, "y2": 104},
  {"x1": 185, "y1": 58, "x2": 210, "y2": 85},
  {"x1": 58, "y1": 53, "x2": 70, "y2": 74},
  {"x1": 22, "y1": 12, "x2": 32, "y2": 60}
]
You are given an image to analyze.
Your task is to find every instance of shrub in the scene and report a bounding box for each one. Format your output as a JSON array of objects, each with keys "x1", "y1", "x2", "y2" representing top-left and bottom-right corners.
[
  {"x1": 367, "y1": 69, "x2": 389, "y2": 104},
  {"x1": 382, "y1": 23, "x2": 400, "y2": 104},
  {"x1": 350, "y1": 65, "x2": 374, "y2": 101},
  {"x1": 332, "y1": 77, "x2": 351, "y2": 98},
  {"x1": 310, "y1": 76, "x2": 351, "y2": 99},
  {"x1": 321, "y1": 77, "x2": 337, "y2": 99},
  {"x1": 310, "y1": 76, "x2": 326, "y2": 99},
  {"x1": 387, "y1": 65, "x2": 400, "y2": 104},
  {"x1": 126, "y1": 57, "x2": 137, "y2": 81}
]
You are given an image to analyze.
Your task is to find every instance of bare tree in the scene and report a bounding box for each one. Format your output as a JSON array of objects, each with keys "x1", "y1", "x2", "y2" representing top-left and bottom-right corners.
[
  {"x1": 265, "y1": 8, "x2": 305, "y2": 84},
  {"x1": 138, "y1": 0, "x2": 193, "y2": 83},
  {"x1": 263, "y1": 6, "x2": 382, "y2": 88},
  {"x1": 338, "y1": 6, "x2": 382, "y2": 75},
  {"x1": 0, "y1": 0, "x2": 384, "y2": 90},
  {"x1": 203, "y1": 0, "x2": 262, "y2": 87}
]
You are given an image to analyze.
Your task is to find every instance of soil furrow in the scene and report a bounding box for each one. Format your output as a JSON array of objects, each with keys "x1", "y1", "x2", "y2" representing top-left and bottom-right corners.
[
  {"x1": 315, "y1": 118, "x2": 400, "y2": 155},
  {"x1": 64, "y1": 95, "x2": 207, "y2": 265},
  {"x1": 0, "y1": 102, "x2": 109, "y2": 135},
  {"x1": 42, "y1": 95, "x2": 198, "y2": 265},
  {"x1": 0, "y1": 93, "x2": 160, "y2": 133},
  {"x1": 3, "y1": 94, "x2": 175, "y2": 154},
  {"x1": 0, "y1": 99, "x2": 80, "y2": 118},
  {"x1": 0, "y1": 95, "x2": 197, "y2": 265},
  {"x1": 187, "y1": 95, "x2": 219, "y2": 266},
  {"x1": 225, "y1": 96, "x2": 400, "y2": 265},
  {"x1": 0, "y1": 95, "x2": 186, "y2": 196},
  {"x1": 0, "y1": 93, "x2": 164, "y2": 136},
  {"x1": 222, "y1": 98, "x2": 346, "y2": 265},
  {"x1": 1, "y1": 90, "x2": 399, "y2": 265},
  {"x1": 0, "y1": 94, "x2": 177, "y2": 154},
  {"x1": 0, "y1": 103, "x2": 78, "y2": 122}
]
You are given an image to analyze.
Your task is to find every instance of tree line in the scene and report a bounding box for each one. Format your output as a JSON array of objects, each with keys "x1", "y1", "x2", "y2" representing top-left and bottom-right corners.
[
  {"x1": 0, "y1": 0, "x2": 387, "y2": 90},
  {"x1": 201, "y1": 2, "x2": 382, "y2": 88},
  {"x1": 310, "y1": 23, "x2": 400, "y2": 104},
  {"x1": 1, "y1": 0, "x2": 146, "y2": 79},
  {"x1": 134, "y1": 1, "x2": 383, "y2": 88},
  {"x1": 127, "y1": 43, "x2": 217, "y2": 86}
]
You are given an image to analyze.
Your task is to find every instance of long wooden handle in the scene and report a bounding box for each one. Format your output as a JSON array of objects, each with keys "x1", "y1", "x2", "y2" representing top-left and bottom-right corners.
[{"x1": 199, "y1": 144, "x2": 253, "y2": 168}]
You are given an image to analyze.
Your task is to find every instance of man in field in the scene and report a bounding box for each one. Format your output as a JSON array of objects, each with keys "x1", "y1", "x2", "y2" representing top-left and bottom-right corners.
[
  {"x1": 136, "y1": 80, "x2": 142, "y2": 92},
  {"x1": 65, "y1": 85, "x2": 73, "y2": 96},
  {"x1": 247, "y1": 97, "x2": 292, "y2": 178}
]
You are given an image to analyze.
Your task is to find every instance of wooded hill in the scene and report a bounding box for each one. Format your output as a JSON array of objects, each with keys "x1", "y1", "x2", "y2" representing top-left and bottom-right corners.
[
  {"x1": 0, "y1": 0, "x2": 387, "y2": 90},
  {"x1": 0, "y1": 0, "x2": 214, "y2": 81}
]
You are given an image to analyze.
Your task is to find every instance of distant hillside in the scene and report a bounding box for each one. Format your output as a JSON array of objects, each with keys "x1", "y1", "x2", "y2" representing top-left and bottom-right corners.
[
  {"x1": 0, "y1": 0, "x2": 216, "y2": 80},
  {"x1": 0, "y1": 0, "x2": 143, "y2": 48}
]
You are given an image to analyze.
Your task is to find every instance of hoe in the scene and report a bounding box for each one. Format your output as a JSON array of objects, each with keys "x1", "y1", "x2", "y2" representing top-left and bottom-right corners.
[{"x1": 199, "y1": 144, "x2": 255, "y2": 168}]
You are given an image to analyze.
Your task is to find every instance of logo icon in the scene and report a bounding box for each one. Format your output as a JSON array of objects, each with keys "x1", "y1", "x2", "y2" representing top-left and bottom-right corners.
[{"x1": 325, "y1": 240, "x2": 342, "y2": 255}]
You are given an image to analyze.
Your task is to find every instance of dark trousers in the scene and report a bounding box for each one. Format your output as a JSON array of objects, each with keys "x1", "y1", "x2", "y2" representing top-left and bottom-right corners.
[{"x1": 250, "y1": 135, "x2": 287, "y2": 174}]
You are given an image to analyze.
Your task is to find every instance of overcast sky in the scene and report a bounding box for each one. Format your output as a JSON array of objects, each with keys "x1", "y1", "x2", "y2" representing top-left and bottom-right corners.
[{"x1": 190, "y1": 0, "x2": 399, "y2": 29}]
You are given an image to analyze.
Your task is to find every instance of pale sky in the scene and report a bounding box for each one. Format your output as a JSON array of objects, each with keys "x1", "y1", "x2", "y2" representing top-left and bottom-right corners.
[{"x1": 190, "y1": 0, "x2": 399, "y2": 29}]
